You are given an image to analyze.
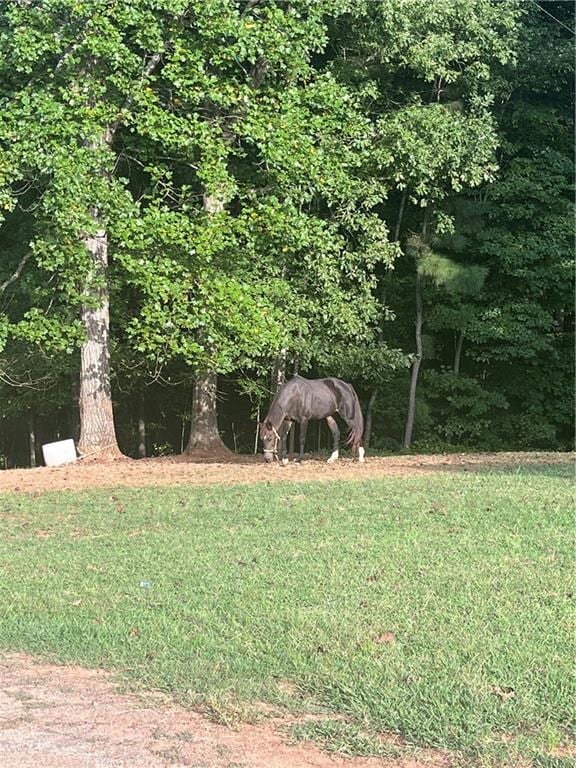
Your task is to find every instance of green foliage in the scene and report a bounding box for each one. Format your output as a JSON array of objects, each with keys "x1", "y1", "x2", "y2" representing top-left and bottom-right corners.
[
  {"x1": 0, "y1": 0, "x2": 396, "y2": 380},
  {"x1": 417, "y1": 251, "x2": 487, "y2": 295},
  {"x1": 0, "y1": 0, "x2": 572, "y2": 455},
  {"x1": 376, "y1": 105, "x2": 499, "y2": 202},
  {"x1": 377, "y1": 0, "x2": 573, "y2": 451},
  {"x1": 315, "y1": 339, "x2": 409, "y2": 388},
  {"x1": 421, "y1": 370, "x2": 508, "y2": 445},
  {"x1": 10, "y1": 308, "x2": 84, "y2": 355}
]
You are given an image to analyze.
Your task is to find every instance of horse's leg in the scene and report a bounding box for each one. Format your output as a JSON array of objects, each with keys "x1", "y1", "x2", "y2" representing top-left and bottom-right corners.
[
  {"x1": 326, "y1": 416, "x2": 340, "y2": 463},
  {"x1": 297, "y1": 419, "x2": 308, "y2": 462},
  {"x1": 340, "y1": 412, "x2": 366, "y2": 463}
]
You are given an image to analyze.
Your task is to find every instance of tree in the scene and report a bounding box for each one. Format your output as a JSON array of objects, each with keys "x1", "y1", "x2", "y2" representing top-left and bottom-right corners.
[
  {"x1": 109, "y1": 1, "x2": 398, "y2": 453},
  {"x1": 447, "y1": 1, "x2": 574, "y2": 448},
  {"x1": 401, "y1": 1, "x2": 573, "y2": 451},
  {"x1": 0, "y1": 1, "x2": 193, "y2": 456},
  {"x1": 328, "y1": 0, "x2": 521, "y2": 448}
]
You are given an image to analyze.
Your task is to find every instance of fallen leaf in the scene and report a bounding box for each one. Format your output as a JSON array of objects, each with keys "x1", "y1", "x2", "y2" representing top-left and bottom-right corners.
[
  {"x1": 491, "y1": 685, "x2": 515, "y2": 701},
  {"x1": 129, "y1": 627, "x2": 141, "y2": 638},
  {"x1": 375, "y1": 631, "x2": 396, "y2": 644}
]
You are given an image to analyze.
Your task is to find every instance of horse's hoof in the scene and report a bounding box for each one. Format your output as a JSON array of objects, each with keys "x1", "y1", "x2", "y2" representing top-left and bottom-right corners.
[
  {"x1": 327, "y1": 451, "x2": 339, "y2": 464},
  {"x1": 281, "y1": 458, "x2": 289, "y2": 466}
]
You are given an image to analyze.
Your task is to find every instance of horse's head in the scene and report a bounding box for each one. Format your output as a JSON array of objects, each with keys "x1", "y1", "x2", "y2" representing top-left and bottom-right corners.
[{"x1": 259, "y1": 419, "x2": 279, "y2": 463}]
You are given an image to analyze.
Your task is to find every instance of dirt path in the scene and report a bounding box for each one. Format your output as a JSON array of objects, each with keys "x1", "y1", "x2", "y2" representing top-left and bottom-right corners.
[
  {"x1": 0, "y1": 451, "x2": 571, "y2": 494},
  {"x1": 0, "y1": 653, "x2": 450, "y2": 768}
]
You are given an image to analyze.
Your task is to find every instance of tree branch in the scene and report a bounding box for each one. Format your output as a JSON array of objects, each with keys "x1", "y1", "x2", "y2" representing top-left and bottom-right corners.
[
  {"x1": 0, "y1": 252, "x2": 32, "y2": 295},
  {"x1": 109, "y1": 52, "x2": 164, "y2": 139},
  {"x1": 241, "y1": 0, "x2": 264, "y2": 18}
]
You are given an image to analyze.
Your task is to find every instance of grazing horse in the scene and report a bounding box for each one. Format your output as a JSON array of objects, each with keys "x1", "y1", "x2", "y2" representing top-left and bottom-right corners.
[{"x1": 259, "y1": 375, "x2": 365, "y2": 464}]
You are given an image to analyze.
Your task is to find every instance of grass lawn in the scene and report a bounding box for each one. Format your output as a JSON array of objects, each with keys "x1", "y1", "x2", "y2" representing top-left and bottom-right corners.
[{"x1": 0, "y1": 465, "x2": 573, "y2": 766}]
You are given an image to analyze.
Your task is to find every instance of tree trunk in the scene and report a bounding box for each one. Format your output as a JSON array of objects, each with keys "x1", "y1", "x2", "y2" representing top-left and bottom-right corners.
[
  {"x1": 394, "y1": 189, "x2": 408, "y2": 241},
  {"x1": 28, "y1": 411, "x2": 36, "y2": 468},
  {"x1": 363, "y1": 390, "x2": 377, "y2": 449},
  {"x1": 203, "y1": 193, "x2": 225, "y2": 214},
  {"x1": 183, "y1": 185, "x2": 230, "y2": 457},
  {"x1": 402, "y1": 206, "x2": 430, "y2": 451},
  {"x1": 184, "y1": 370, "x2": 229, "y2": 455},
  {"x1": 180, "y1": 419, "x2": 186, "y2": 454},
  {"x1": 453, "y1": 331, "x2": 464, "y2": 376},
  {"x1": 402, "y1": 269, "x2": 424, "y2": 450},
  {"x1": 77, "y1": 211, "x2": 121, "y2": 458},
  {"x1": 253, "y1": 402, "x2": 261, "y2": 454},
  {"x1": 75, "y1": 51, "x2": 166, "y2": 459}
]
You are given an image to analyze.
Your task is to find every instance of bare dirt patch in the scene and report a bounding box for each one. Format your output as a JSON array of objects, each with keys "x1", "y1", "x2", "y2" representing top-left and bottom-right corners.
[
  {"x1": 0, "y1": 653, "x2": 450, "y2": 768},
  {"x1": 0, "y1": 452, "x2": 571, "y2": 495}
]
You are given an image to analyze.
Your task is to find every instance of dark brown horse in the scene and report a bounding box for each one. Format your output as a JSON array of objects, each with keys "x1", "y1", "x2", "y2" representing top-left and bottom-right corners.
[{"x1": 259, "y1": 375, "x2": 365, "y2": 464}]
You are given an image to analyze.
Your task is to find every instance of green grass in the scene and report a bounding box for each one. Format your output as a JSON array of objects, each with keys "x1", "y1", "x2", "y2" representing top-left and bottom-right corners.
[{"x1": 0, "y1": 465, "x2": 573, "y2": 766}]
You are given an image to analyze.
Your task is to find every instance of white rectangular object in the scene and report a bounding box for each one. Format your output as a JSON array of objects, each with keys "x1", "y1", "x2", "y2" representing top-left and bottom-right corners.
[{"x1": 42, "y1": 439, "x2": 77, "y2": 467}]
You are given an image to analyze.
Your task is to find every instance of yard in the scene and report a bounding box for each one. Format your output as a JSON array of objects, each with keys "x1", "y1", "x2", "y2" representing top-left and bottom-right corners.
[{"x1": 0, "y1": 455, "x2": 573, "y2": 767}]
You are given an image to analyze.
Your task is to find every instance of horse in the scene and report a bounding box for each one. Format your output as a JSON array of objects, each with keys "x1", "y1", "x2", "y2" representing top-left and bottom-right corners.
[{"x1": 259, "y1": 375, "x2": 366, "y2": 464}]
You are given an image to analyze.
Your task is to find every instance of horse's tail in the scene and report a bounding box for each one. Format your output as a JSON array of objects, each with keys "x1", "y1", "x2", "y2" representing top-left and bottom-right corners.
[{"x1": 343, "y1": 385, "x2": 364, "y2": 452}]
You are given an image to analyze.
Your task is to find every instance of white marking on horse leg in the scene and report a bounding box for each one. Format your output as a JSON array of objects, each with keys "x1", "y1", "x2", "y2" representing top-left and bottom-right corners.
[
  {"x1": 281, "y1": 458, "x2": 289, "y2": 466},
  {"x1": 327, "y1": 450, "x2": 339, "y2": 464},
  {"x1": 358, "y1": 447, "x2": 366, "y2": 463}
]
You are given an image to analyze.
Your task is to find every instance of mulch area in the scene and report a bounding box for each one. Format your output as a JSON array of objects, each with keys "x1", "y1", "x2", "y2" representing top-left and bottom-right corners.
[{"x1": 0, "y1": 451, "x2": 572, "y2": 495}]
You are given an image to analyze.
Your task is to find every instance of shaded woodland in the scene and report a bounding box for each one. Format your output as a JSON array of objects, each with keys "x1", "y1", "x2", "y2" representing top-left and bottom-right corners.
[{"x1": 0, "y1": 0, "x2": 573, "y2": 467}]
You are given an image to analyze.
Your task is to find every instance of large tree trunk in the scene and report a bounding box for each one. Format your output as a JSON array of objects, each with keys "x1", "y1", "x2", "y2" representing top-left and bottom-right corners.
[
  {"x1": 183, "y1": 187, "x2": 230, "y2": 457},
  {"x1": 184, "y1": 370, "x2": 229, "y2": 455},
  {"x1": 74, "y1": 52, "x2": 165, "y2": 459},
  {"x1": 77, "y1": 211, "x2": 121, "y2": 458},
  {"x1": 402, "y1": 269, "x2": 423, "y2": 450}
]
